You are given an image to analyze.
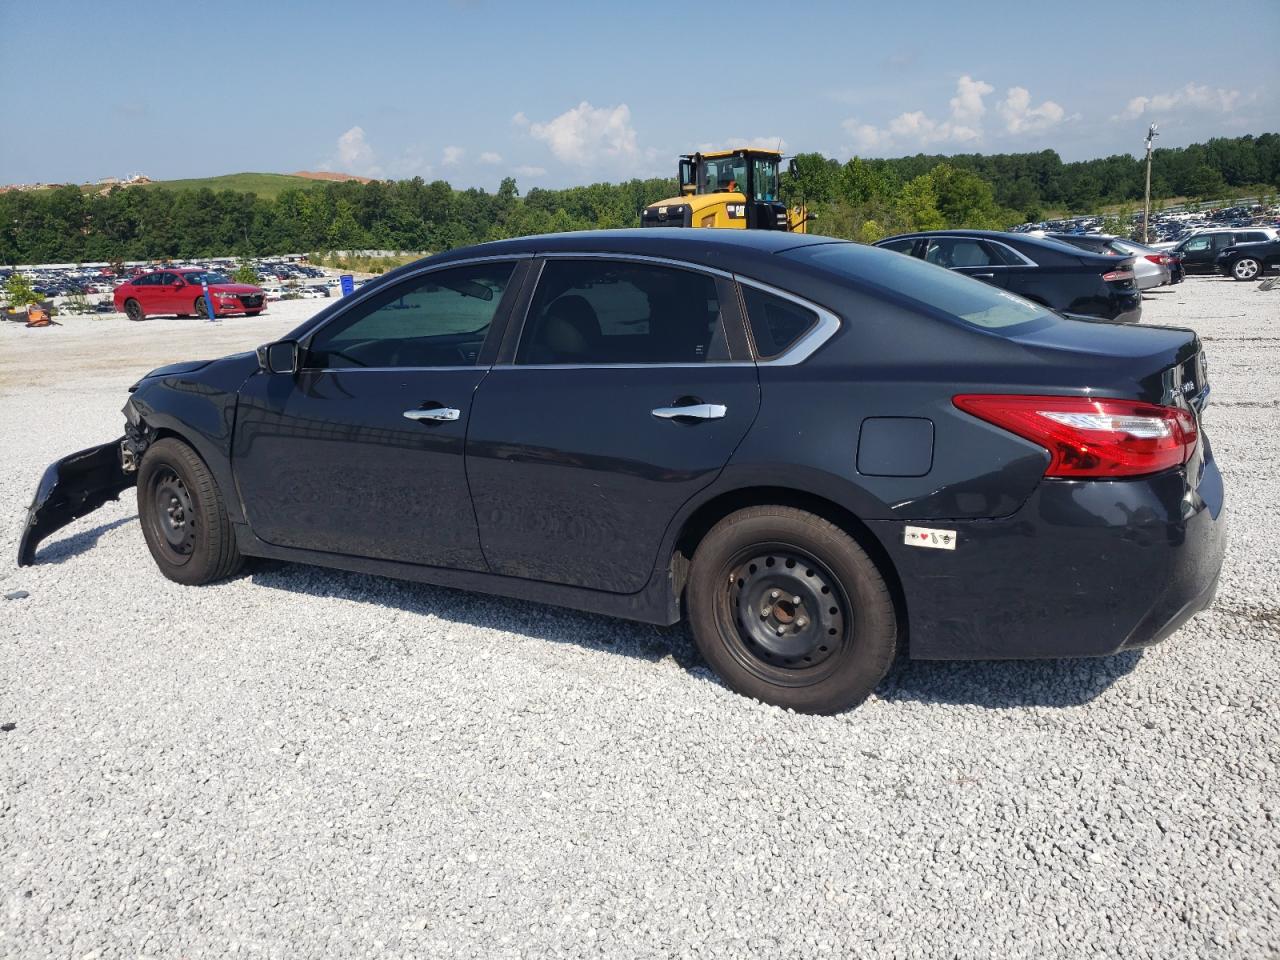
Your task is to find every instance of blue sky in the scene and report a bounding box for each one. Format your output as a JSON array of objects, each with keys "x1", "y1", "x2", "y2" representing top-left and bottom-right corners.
[{"x1": 3, "y1": 0, "x2": 1277, "y2": 189}]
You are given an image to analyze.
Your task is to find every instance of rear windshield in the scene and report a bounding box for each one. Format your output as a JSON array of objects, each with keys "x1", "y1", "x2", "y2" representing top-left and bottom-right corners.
[{"x1": 788, "y1": 242, "x2": 1057, "y2": 333}]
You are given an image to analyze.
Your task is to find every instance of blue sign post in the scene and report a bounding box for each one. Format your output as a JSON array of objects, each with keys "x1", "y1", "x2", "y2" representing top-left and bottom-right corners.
[
  {"x1": 201, "y1": 280, "x2": 219, "y2": 322},
  {"x1": 339, "y1": 274, "x2": 355, "y2": 297}
]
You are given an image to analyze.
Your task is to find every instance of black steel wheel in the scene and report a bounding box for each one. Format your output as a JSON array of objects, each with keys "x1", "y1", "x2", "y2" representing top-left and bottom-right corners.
[
  {"x1": 137, "y1": 438, "x2": 243, "y2": 585},
  {"x1": 687, "y1": 506, "x2": 898, "y2": 714},
  {"x1": 124, "y1": 299, "x2": 144, "y2": 322}
]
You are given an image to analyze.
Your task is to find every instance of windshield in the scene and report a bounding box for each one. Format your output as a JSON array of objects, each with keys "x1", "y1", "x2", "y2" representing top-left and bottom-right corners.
[
  {"x1": 183, "y1": 271, "x2": 232, "y2": 285},
  {"x1": 792, "y1": 242, "x2": 1057, "y2": 333},
  {"x1": 701, "y1": 155, "x2": 748, "y2": 194}
]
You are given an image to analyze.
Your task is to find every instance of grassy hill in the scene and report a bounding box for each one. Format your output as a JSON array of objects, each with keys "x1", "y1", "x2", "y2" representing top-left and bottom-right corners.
[{"x1": 136, "y1": 172, "x2": 322, "y2": 199}]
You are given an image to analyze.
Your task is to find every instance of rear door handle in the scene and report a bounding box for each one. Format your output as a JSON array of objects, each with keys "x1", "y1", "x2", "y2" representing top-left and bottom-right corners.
[
  {"x1": 651, "y1": 403, "x2": 727, "y2": 421},
  {"x1": 972, "y1": 272, "x2": 996, "y2": 279},
  {"x1": 403, "y1": 407, "x2": 460, "y2": 422}
]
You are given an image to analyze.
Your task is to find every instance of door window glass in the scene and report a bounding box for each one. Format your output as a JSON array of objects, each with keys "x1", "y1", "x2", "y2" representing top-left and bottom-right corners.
[
  {"x1": 751, "y1": 157, "x2": 779, "y2": 201},
  {"x1": 741, "y1": 286, "x2": 819, "y2": 360},
  {"x1": 702, "y1": 155, "x2": 748, "y2": 194},
  {"x1": 1183, "y1": 237, "x2": 1210, "y2": 252},
  {"x1": 924, "y1": 238, "x2": 997, "y2": 268},
  {"x1": 878, "y1": 238, "x2": 916, "y2": 255},
  {"x1": 306, "y1": 262, "x2": 515, "y2": 369},
  {"x1": 517, "y1": 260, "x2": 728, "y2": 365}
]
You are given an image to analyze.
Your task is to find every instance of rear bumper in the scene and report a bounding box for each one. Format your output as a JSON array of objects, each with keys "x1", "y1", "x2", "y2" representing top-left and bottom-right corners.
[{"x1": 873, "y1": 440, "x2": 1227, "y2": 660}]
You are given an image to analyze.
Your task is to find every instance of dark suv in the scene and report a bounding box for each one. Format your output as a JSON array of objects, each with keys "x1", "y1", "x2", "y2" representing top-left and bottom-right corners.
[
  {"x1": 875, "y1": 230, "x2": 1143, "y2": 322},
  {"x1": 1170, "y1": 228, "x2": 1278, "y2": 274},
  {"x1": 20, "y1": 230, "x2": 1224, "y2": 714}
]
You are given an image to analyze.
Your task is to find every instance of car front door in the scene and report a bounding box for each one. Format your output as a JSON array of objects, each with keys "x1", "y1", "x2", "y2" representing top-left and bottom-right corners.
[
  {"x1": 465, "y1": 256, "x2": 761, "y2": 593},
  {"x1": 1178, "y1": 235, "x2": 1215, "y2": 272},
  {"x1": 232, "y1": 259, "x2": 525, "y2": 569}
]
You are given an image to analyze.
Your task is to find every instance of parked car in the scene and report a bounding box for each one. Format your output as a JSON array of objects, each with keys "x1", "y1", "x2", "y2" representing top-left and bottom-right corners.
[
  {"x1": 1046, "y1": 234, "x2": 1172, "y2": 290},
  {"x1": 19, "y1": 230, "x2": 1225, "y2": 714},
  {"x1": 876, "y1": 230, "x2": 1143, "y2": 322},
  {"x1": 1216, "y1": 238, "x2": 1280, "y2": 281},
  {"x1": 1167, "y1": 228, "x2": 1280, "y2": 273},
  {"x1": 113, "y1": 269, "x2": 266, "y2": 321}
]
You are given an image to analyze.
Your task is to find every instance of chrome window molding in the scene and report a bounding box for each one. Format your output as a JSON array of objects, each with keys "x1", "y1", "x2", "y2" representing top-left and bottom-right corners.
[
  {"x1": 734, "y1": 275, "x2": 842, "y2": 366},
  {"x1": 536, "y1": 250, "x2": 735, "y2": 280}
]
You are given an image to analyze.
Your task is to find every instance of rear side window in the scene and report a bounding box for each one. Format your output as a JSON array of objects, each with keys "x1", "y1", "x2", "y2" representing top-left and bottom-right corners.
[
  {"x1": 517, "y1": 260, "x2": 729, "y2": 365},
  {"x1": 741, "y1": 286, "x2": 818, "y2": 359},
  {"x1": 878, "y1": 238, "x2": 916, "y2": 254},
  {"x1": 792, "y1": 242, "x2": 1054, "y2": 333}
]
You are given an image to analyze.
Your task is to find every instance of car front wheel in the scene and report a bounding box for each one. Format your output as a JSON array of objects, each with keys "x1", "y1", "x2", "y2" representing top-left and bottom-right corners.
[
  {"x1": 1232, "y1": 257, "x2": 1261, "y2": 280},
  {"x1": 137, "y1": 438, "x2": 244, "y2": 585},
  {"x1": 686, "y1": 506, "x2": 898, "y2": 714}
]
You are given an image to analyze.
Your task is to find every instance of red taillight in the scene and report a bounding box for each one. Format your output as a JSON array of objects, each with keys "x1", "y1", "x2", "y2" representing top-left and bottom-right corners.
[
  {"x1": 1145, "y1": 253, "x2": 1171, "y2": 265},
  {"x1": 953, "y1": 395, "x2": 1198, "y2": 478}
]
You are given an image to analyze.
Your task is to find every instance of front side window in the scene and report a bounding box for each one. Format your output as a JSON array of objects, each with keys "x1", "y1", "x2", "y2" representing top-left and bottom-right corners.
[
  {"x1": 1183, "y1": 237, "x2": 1210, "y2": 252},
  {"x1": 517, "y1": 260, "x2": 728, "y2": 365},
  {"x1": 306, "y1": 261, "x2": 515, "y2": 369},
  {"x1": 183, "y1": 271, "x2": 231, "y2": 285}
]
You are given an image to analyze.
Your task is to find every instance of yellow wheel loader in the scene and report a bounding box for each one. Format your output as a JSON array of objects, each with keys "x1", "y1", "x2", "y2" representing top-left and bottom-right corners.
[{"x1": 641, "y1": 148, "x2": 809, "y2": 232}]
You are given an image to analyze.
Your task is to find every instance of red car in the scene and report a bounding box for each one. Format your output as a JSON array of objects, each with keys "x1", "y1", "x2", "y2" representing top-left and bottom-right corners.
[{"x1": 113, "y1": 269, "x2": 266, "y2": 321}]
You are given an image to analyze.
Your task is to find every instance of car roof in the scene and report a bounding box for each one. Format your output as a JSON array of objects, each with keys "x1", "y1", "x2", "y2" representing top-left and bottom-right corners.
[
  {"x1": 428, "y1": 227, "x2": 836, "y2": 264},
  {"x1": 882, "y1": 229, "x2": 1094, "y2": 258}
]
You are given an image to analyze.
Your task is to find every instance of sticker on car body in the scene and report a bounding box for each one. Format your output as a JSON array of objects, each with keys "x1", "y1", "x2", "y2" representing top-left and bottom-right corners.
[{"x1": 904, "y1": 526, "x2": 956, "y2": 550}]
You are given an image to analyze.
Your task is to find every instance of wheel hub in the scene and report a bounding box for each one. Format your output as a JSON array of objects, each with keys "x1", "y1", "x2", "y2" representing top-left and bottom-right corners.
[
  {"x1": 730, "y1": 552, "x2": 845, "y2": 669},
  {"x1": 153, "y1": 471, "x2": 195, "y2": 553}
]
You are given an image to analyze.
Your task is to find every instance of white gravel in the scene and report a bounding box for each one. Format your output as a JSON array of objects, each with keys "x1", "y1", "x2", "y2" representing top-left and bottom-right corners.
[{"x1": 1, "y1": 280, "x2": 1277, "y2": 959}]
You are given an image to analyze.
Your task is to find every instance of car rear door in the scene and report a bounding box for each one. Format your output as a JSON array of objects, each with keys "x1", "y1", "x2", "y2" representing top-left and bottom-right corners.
[
  {"x1": 921, "y1": 236, "x2": 1012, "y2": 288},
  {"x1": 464, "y1": 256, "x2": 760, "y2": 593},
  {"x1": 232, "y1": 259, "x2": 526, "y2": 570}
]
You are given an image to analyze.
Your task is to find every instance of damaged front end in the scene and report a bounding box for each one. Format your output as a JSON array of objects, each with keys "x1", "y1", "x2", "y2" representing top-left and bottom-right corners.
[{"x1": 16, "y1": 428, "x2": 147, "y2": 566}]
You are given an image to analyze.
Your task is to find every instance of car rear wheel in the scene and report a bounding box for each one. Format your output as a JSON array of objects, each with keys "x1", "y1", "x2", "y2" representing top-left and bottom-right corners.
[
  {"x1": 686, "y1": 506, "x2": 898, "y2": 714},
  {"x1": 137, "y1": 438, "x2": 243, "y2": 585},
  {"x1": 1232, "y1": 257, "x2": 1261, "y2": 281},
  {"x1": 124, "y1": 299, "x2": 144, "y2": 322}
]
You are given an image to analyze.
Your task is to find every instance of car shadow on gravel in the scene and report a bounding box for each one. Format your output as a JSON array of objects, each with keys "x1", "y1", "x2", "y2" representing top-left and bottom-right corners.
[
  {"x1": 247, "y1": 560, "x2": 1143, "y2": 711},
  {"x1": 30, "y1": 516, "x2": 137, "y2": 565},
  {"x1": 876, "y1": 650, "x2": 1143, "y2": 709}
]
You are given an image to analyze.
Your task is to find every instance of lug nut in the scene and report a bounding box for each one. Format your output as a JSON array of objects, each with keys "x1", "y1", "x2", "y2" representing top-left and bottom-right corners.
[
  {"x1": 796, "y1": 618, "x2": 808, "y2": 628},
  {"x1": 792, "y1": 595, "x2": 801, "y2": 605},
  {"x1": 770, "y1": 590, "x2": 780, "y2": 599}
]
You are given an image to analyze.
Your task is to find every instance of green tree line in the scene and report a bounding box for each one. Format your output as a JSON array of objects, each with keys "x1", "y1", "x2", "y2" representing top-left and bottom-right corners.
[{"x1": 1, "y1": 134, "x2": 1276, "y2": 264}]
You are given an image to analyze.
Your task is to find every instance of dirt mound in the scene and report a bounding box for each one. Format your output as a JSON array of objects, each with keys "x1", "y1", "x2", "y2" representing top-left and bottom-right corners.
[{"x1": 291, "y1": 171, "x2": 375, "y2": 184}]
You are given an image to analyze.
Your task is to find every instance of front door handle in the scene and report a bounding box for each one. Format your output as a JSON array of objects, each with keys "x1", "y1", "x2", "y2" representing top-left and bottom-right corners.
[
  {"x1": 403, "y1": 407, "x2": 460, "y2": 422},
  {"x1": 652, "y1": 403, "x2": 727, "y2": 421}
]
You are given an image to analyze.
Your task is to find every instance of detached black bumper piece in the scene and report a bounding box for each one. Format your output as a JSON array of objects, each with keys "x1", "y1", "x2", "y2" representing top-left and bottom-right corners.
[{"x1": 18, "y1": 439, "x2": 136, "y2": 566}]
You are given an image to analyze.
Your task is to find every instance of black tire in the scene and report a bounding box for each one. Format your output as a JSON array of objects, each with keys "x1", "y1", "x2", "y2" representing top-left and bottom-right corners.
[
  {"x1": 194, "y1": 295, "x2": 212, "y2": 317},
  {"x1": 245, "y1": 310, "x2": 262, "y2": 317},
  {"x1": 137, "y1": 438, "x2": 243, "y2": 585},
  {"x1": 686, "y1": 506, "x2": 898, "y2": 714},
  {"x1": 124, "y1": 299, "x2": 144, "y2": 322},
  {"x1": 1231, "y1": 257, "x2": 1261, "y2": 281},
  {"x1": 176, "y1": 313, "x2": 193, "y2": 318}
]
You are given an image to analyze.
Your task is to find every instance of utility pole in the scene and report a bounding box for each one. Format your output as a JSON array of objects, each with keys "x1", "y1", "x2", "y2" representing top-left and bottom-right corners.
[{"x1": 1143, "y1": 123, "x2": 1158, "y2": 244}]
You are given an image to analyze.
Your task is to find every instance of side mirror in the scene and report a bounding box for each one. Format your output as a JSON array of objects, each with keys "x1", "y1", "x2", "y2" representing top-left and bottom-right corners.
[
  {"x1": 788, "y1": 159, "x2": 799, "y2": 177},
  {"x1": 257, "y1": 339, "x2": 299, "y2": 374}
]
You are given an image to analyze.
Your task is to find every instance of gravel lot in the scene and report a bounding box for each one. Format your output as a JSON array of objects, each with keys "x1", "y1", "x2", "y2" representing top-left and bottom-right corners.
[{"x1": 1, "y1": 280, "x2": 1277, "y2": 959}]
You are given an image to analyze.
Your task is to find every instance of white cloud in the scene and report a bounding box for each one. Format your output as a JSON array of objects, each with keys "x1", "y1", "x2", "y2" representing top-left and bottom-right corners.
[
  {"x1": 441, "y1": 145, "x2": 465, "y2": 166},
  {"x1": 843, "y1": 75, "x2": 1070, "y2": 154},
  {"x1": 998, "y1": 86, "x2": 1066, "y2": 134},
  {"x1": 1115, "y1": 83, "x2": 1243, "y2": 120},
  {"x1": 478, "y1": 151, "x2": 503, "y2": 165},
  {"x1": 330, "y1": 125, "x2": 382, "y2": 177},
  {"x1": 513, "y1": 165, "x2": 547, "y2": 177},
  {"x1": 511, "y1": 111, "x2": 529, "y2": 127},
  {"x1": 949, "y1": 75, "x2": 994, "y2": 125},
  {"x1": 526, "y1": 101, "x2": 639, "y2": 165}
]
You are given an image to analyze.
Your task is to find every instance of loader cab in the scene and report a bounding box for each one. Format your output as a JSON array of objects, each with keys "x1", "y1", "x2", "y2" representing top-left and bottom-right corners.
[{"x1": 644, "y1": 148, "x2": 803, "y2": 232}]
